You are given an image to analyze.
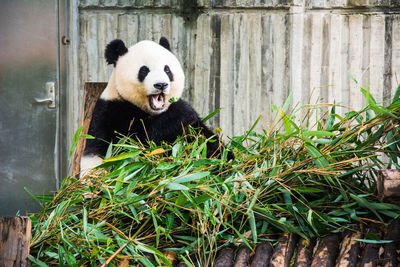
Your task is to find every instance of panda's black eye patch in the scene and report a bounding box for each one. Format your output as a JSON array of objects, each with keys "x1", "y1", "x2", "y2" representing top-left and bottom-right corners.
[
  {"x1": 164, "y1": 65, "x2": 174, "y2": 82},
  {"x1": 138, "y1": 66, "x2": 150, "y2": 82}
]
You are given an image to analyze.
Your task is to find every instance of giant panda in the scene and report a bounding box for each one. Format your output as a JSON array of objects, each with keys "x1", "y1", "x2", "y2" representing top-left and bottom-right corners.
[{"x1": 80, "y1": 37, "x2": 233, "y2": 176}]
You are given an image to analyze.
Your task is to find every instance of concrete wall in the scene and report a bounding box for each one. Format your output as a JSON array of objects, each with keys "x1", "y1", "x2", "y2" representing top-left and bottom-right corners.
[{"x1": 69, "y1": 0, "x2": 400, "y2": 139}]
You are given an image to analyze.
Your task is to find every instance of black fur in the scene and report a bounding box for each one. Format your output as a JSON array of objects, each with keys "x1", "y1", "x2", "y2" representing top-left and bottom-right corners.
[
  {"x1": 105, "y1": 39, "x2": 128, "y2": 66},
  {"x1": 83, "y1": 99, "x2": 233, "y2": 160},
  {"x1": 159, "y1": 37, "x2": 171, "y2": 51},
  {"x1": 164, "y1": 65, "x2": 174, "y2": 81},
  {"x1": 138, "y1": 66, "x2": 150, "y2": 82}
]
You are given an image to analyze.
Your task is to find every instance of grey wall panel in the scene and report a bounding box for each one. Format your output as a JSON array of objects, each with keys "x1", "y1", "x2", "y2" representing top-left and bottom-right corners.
[{"x1": 71, "y1": 0, "x2": 400, "y2": 141}]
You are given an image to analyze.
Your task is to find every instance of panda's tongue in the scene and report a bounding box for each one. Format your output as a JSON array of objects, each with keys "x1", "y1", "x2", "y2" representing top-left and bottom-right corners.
[{"x1": 151, "y1": 94, "x2": 165, "y2": 109}]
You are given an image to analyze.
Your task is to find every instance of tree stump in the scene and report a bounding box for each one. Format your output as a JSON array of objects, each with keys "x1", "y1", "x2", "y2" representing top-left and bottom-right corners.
[
  {"x1": 72, "y1": 82, "x2": 107, "y2": 177},
  {"x1": 0, "y1": 217, "x2": 31, "y2": 267},
  {"x1": 377, "y1": 170, "x2": 400, "y2": 201}
]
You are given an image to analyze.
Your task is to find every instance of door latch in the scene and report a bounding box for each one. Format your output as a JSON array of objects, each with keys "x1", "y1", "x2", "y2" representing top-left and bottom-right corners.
[{"x1": 34, "y1": 82, "x2": 56, "y2": 108}]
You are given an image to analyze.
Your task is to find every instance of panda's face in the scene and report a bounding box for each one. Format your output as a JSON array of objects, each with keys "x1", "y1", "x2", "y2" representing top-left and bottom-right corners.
[{"x1": 114, "y1": 40, "x2": 184, "y2": 115}]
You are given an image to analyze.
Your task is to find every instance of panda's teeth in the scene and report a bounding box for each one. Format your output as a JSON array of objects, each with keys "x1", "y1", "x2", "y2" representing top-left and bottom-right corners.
[{"x1": 150, "y1": 94, "x2": 165, "y2": 109}]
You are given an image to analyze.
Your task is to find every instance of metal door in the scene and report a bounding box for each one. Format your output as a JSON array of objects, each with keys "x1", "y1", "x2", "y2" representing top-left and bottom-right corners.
[{"x1": 0, "y1": 0, "x2": 66, "y2": 216}]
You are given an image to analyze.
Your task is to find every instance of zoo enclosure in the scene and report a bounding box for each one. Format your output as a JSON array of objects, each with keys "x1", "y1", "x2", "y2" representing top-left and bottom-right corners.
[{"x1": 70, "y1": 0, "x2": 400, "y2": 141}]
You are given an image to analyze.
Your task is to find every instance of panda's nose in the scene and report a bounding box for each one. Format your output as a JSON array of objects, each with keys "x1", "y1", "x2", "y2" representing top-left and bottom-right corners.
[{"x1": 153, "y1": 82, "x2": 168, "y2": 91}]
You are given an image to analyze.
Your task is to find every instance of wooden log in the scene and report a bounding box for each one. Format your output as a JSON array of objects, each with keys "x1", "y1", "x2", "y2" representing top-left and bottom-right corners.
[
  {"x1": 335, "y1": 231, "x2": 361, "y2": 267},
  {"x1": 293, "y1": 238, "x2": 316, "y2": 267},
  {"x1": 215, "y1": 247, "x2": 234, "y2": 267},
  {"x1": 72, "y1": 82, "x2": 107, "y2": 177},
  {"x1": 0, "y1": 217, "x2": 31, "y2": 267},
  {"x1": 359, "y1": 225, "x2": 382, "y2": 267},
  {"x1": 249, "y1": 242, "x2": 273, "y2": 267},
  {"x1": 377, "y1": 170, "x2": 400, "y2": 201},
  {"x1": 382, "y1": 218, "x2": 400, "y2": 267},
  {"x1": 269, "y1": 233, "x2": 298, "y2": 267},
  {"x1": 311, "y1": 234, "x2": 340, "y2": 267},
  {"x1": 233, "y1": 245, "x2": 252, "y2": 267}
]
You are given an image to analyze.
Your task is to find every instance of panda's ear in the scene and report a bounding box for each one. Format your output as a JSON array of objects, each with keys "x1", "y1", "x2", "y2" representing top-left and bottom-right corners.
[
  {"x1": 105, "y1": 39, "x2": 128, "y2": 66},
  {"x1": 159, "y1": 37, "x2": 171, "y2": 51}
]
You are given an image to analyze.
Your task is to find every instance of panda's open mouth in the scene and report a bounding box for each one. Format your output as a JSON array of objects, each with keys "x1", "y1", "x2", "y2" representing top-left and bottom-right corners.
[{"x1": 149, "y1": 94, "x2": 165, "y2": 110}]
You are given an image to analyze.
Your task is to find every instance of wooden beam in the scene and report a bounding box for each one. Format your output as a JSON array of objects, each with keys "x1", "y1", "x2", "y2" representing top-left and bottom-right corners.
[
  {"x1": 294, "y1": 238, "x2": 316, "y2": 267},
  {"x1": 0, "y1": 217, "x2": 31, "y2": 267},
  {"x1": 382, "y1": 218, "x2": 400, "y2": 267},
  {"x1": 311, "y1": 234, "x2": 340, "y2": 267},
  {"x1": 233, "y1": 245, "x2": 251, "y2": 267},
  {"x1": 215, "y1": 247, "x2": 234, "y2": 267},
  {"x1": 269, "y1": 233, "x2": 298, "y2": 267},
  {"x1": 250, "y1": 242, "x2": 273, "y2": 267},
  {"x1": 335, "y1": 231, "x2": 361, "y2": 267},
  {"x1": 72, "y1": 82, "x2": 107, "y2": 177}
]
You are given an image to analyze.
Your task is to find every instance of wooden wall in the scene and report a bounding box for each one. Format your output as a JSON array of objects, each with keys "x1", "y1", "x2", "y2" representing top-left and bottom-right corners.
[{"x1": 69, "y1": 0, "x2": 400, "y2": 139}]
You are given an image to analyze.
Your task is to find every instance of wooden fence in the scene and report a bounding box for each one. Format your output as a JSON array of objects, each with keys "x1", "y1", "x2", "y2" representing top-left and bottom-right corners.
[{"x1": 69, "y1": 0, "x2": 400, "y2": 140}]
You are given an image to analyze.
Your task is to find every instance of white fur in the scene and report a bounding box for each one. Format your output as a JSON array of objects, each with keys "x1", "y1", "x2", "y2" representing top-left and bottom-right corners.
[
  {"x1": 107, "y1": 40, "x2": 185, "y2": 115},
  {"x1": 80, "y1": 155, "x2": 103, "y2": 178}
]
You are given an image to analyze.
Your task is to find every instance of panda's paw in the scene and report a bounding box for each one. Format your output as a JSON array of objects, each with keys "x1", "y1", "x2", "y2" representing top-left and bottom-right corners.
[{"x1": 80, "y1": 155, "x2": 103, "y2": 178}]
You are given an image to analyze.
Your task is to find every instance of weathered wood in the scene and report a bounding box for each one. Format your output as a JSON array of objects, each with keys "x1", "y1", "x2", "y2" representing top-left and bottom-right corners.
[
  {"x1": 249, "y1": 242, "x2": 273, "y2": 267},
  {"x1": 377, "y1": 170, "x2": 400, "y2": 201},
  {"x1": 294, "y1": 238, "x2": 316, "y2": 267},
  {"x1": 359, "y1": 225, "x2": 381, "y2": 267},
  {"x1": 269, "y1": 233, "x2": 298, "y2": 267},
  {"x1": 335, "y1": 231, "x2": 361, "y2": 267},
  {"x1": 0, "y1": 217, "x2": 31, "y2": 267},
  {"x1": 215, "y1": 247, "x2": 234, "y2": 267},
  {"x1": 382, "y1": 218, "x2": 400, "y2": 267},
  {"x1": 311, "y1": 234, "x2": 340, "y2": 267},
  {"x1": 233, "y1": 245, "x2": 251, "y2": 267},
  {"x1": 72, "y1": 82, "x2": 107, "y2": 177}
]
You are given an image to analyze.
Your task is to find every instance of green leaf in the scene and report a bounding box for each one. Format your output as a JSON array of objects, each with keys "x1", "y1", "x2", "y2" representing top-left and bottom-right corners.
[
  {"x1": 68, "y1": 126, "x2": 84, "y2": 160},
  {"x1": 305, "y1": 143, "x2": 330, "y2": 169},
  {"x1": 166, "y1": 183, "x2": 189, "y2": 191},
  {"x1": 303, "y1": 131, "x2": 336, "y2": 137},
  {"x1": 353, "y1": 239, "x2": 393, "y2": 244},
  {"x1": 103, "y1": 151, "x2": 141, "y2": 162},
  {"x1": 202, "y1": 108, "x2": 222, "y2": 123},
  {"x1": 174, "y1": 171, "x2": 210, "y2": 184}
]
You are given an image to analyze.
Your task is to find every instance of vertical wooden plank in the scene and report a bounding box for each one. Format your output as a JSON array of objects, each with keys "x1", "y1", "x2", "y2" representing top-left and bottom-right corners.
[
  {"x1": 235, "y1": 14, "x2": 251, "y2": 135},
  {"x1": 370, "y1": 15, "x2": 385, "y2": 103},
  {"x1": 348, "y1": 15, "x2": 364, "y2": 110},
  {"x1": 209, "y1": 14, "x2": 222, "y2": 127},
  {"x1": 320, "y1": 14, "x2": 331, "y2": 103},
  {"x1": 272, "y1": 13, "x2": 290, "y2": 107},
  {"x1": 248, "y1": 13, "x2": 262, "y2": 131},
  {"x1": 301, "y1": 14, "x2": 312, "y2": 106},
  {"x1": 261, "y1": 14, "x2": 274, "y2": 126},
  {"x1": 361, "y1": 15, "x2": 371, "y2": 104},
  {"x1": 328, "y1": 13, "x2": 341, "y2": 106},
  {"x1": 220, "y1": 14, "x2": 234, "y2": 137},
  {"x1": 290, "y1": 7, "x2": 302, "y2": 107},
  {"x1": 309, "y1": 13, "x2": 323, "y2": 105},
  {"x1": 0, "y1": 217, "x2": 31, "y2": 267},
  {"x1": 383, "y1": 15, "x2": 393, "y2": 105},
  {"x1": 391, "y1": 16, "x2": 400, "y2": 90},
  {"x1": 194, "y1": 14, "x2": 211, "y2": 118}
]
